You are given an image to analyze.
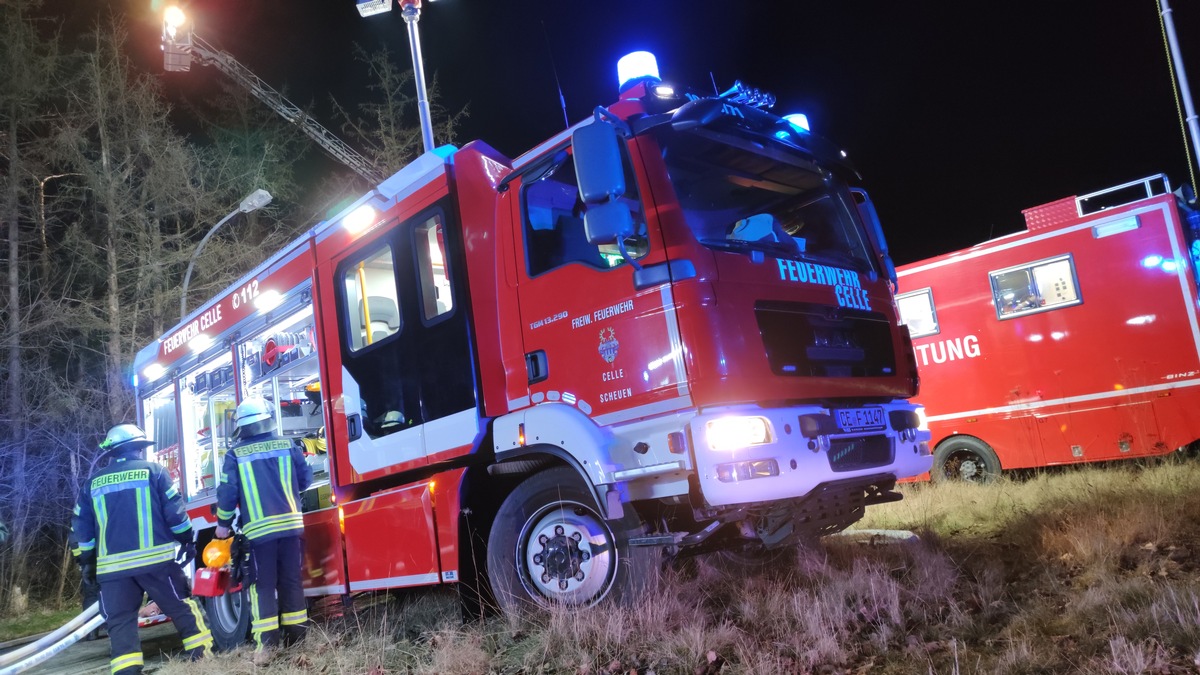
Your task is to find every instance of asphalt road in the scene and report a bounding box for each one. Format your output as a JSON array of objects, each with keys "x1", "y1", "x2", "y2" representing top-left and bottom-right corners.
[{"x1": 5, "y1": 623, "x2": 183, "y2": 675}]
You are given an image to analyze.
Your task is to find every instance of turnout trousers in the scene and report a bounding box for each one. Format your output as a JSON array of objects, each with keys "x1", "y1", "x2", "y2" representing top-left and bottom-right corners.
[
  {"x1": 98, "y1": 562, "x2": 213, "y2": 674},
  {"x1": 248, "y1": 535, "x2": 308, "y2": 650}
]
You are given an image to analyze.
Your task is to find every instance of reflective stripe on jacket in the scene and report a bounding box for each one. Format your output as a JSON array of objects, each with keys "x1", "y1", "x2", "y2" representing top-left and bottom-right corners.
[
  {"x1": 71, "y1": 458, "x2": 191, "y2": 578},
  {"x1": 215, "y1": 433, "x2": 312, "y2": 542}
]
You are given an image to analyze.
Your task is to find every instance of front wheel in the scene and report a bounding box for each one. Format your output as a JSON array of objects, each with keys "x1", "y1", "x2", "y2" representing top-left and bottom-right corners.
[
  {"x1": 203, "y1": 587, "x2": 250, "y2": 651},
  {"x1": 486, "y1": 467, "x2": 659, "y2": 615},
  {"x1": 932, "y1": 436, "x2": 1001, "y2": 483}
]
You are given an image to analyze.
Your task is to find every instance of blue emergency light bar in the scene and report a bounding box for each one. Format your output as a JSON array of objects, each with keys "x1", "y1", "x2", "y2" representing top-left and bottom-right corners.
[{"x1": 618, "y1": 51, "x2": 661, "y2": 93}]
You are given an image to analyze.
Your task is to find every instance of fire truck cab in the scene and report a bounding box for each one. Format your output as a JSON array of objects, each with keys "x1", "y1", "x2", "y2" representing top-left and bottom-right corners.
[{"x1": 133, "y1": 52, "x2": 930, "y2": 636}]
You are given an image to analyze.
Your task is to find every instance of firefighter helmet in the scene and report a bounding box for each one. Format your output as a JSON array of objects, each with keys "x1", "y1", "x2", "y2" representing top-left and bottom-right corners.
[
  {"x1": 233, "y1": 397, "x2": 275, "y2": 439},
  {"x1": 99, "y1": 423, "x2": 154, "y2": 459}
]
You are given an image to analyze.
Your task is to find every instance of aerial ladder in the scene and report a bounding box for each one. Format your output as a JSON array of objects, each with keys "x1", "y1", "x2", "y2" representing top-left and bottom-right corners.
[{"x1": 160, "y1": 7, "x2": 385, "y2": 184}]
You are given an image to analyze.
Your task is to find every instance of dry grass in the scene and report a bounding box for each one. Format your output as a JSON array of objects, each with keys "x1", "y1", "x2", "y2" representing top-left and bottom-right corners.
[{"x1": 157, "y1": 457, "x2": 1200, "y2": 674}]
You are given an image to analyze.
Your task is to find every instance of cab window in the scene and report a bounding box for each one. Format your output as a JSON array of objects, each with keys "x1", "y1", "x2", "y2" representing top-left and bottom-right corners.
[
  {"x1": 414, "y1": 215, "x2": 454, "y2": 321},
  {"x1": 343, "y1": 245, "x2": 402, "y2": 352},
  {"x1": 522, "y1": 149, "x2": 648, "y2": 277}
]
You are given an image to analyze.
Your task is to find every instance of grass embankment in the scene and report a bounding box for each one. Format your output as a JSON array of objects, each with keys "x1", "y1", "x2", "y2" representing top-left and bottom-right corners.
[
  {"x1": 159, "y1": 459, "x2": 1200, "y2": 674},
  {"x1": 0, "y1": 608, "x2": 81, "y2": 644}
]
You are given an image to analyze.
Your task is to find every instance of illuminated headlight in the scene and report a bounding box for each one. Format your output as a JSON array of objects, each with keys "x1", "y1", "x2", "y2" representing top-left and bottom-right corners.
[
  {"x1": 916, "y1": 407, "x2": 929, "y2": 431},
  {"x1": 706, "y1": 416, "x2": 772, "y2": 451}
]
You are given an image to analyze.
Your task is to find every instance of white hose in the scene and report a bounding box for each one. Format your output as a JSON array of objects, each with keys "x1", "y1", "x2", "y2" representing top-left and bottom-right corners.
[
  {"x1": 0, "y1": 603, "x2": 101, "y2": 668},
  {"x1": 0, "y1": 612, "x2": 105, "y2": 675}
]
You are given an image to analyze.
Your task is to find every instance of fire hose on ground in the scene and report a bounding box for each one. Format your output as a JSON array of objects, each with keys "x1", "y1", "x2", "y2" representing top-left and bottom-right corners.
[
  {"x1": 0, "y1": 602, "x2": 103, "y2": 675},
  {"x1": 0, "y1": 539, "x2": 234, "y2": 674}
]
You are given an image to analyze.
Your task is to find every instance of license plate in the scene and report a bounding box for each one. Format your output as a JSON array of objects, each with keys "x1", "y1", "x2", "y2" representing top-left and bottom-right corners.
[{"x1": 834, "y1": 407, "x2": 886, "y2": 433}]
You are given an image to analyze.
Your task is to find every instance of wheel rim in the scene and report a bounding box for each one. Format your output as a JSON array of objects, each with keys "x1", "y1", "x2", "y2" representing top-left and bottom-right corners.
[
  {"x1": 944, "y1": 450, "x2": 983, "y2": 481},
  {"x1": 210, "y1": 590, "x2": 243, "y2": 633},
  {"x1": 517, "y1": 499, "x2": 618, "y2": 606}
]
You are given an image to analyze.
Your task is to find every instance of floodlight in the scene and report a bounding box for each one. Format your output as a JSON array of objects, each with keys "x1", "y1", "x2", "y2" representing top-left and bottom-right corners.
[{"x1": 356, "y1": 0, "x2": 391, "y2": 18}]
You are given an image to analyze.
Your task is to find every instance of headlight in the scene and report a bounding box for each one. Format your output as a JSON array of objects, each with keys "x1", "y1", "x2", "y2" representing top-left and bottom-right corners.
[
  {"x1": 916, "y1": 406, "x2": 929, "y2": 431},
  {"x1": 706, "y1": 416, "x2": 772, "y2": 451}
]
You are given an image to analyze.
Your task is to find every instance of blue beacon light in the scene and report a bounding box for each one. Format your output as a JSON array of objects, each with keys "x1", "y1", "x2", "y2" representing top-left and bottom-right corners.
[
  {"x1": 783, "y1": 113, "x2": 810, "y2": 132},
  {"x1": 617, "y1": 51, "x2": 660, "y2": 93}
]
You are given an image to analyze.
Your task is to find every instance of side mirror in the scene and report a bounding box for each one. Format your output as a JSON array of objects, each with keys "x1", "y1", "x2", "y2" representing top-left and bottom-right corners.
[
  {"x1": 573, "y1": 121, "x2": 626, "y2": 207},
  {"x1": 851, "y1": 188, "x2": 898, "y2": 290},
  {"x1": 572, "y1": 121, "x2": 634, "y2": 246},
  {"x1": 583, "y1": 201, "x2": 635, "y2": 247}
]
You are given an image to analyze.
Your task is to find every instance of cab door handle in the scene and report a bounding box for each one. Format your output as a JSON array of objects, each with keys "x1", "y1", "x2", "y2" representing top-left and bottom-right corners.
[
  {"x1": 526, "y1": 350, "x2": 548, "y2": 384},
  {"x1": 347, "y1": 413, "x2": 362, "y2": 441}
]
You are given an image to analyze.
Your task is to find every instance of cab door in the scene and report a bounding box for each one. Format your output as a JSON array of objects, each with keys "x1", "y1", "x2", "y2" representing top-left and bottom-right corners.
[
  {"x1": 319, "y1": 199, "x2": 479, "y2": 591},
  {"x1": 324, "y1": 200, "x2": 478, "y2": 483}
]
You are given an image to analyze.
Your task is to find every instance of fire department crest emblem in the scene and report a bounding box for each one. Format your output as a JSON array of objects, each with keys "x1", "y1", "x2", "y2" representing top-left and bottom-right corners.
[{"x1": 598, "y1": 327, "x2": 619, "y2": 364}]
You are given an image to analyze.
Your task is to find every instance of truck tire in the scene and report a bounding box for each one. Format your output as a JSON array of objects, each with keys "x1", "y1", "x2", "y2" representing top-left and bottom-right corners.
[
  {"x1": 932, "y1": 437, "x2": 1001, "y2": 483},
  {"x1": 203, "y1": 588, "x2": 250, "y2": 651},
  {"x1": 486, "y1": 467, "x2": 659, "y2": 615}
]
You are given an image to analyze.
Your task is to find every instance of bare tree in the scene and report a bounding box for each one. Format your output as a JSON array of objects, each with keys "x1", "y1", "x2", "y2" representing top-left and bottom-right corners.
[
  {"x1": 0, "y1": 0, "x2": 61, "y2": 612},
  {"x1": 331, "y1": 44, "x2": 469, "y2": 175}
]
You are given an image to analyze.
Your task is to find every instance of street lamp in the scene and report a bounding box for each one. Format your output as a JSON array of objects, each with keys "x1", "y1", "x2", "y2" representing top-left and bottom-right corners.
[
  {"x1": 357, "y1": 0, "x2": 437, "y2": 154},
  {"x1": 180, "y1": 189, "x2": 273, "y2": 319}
]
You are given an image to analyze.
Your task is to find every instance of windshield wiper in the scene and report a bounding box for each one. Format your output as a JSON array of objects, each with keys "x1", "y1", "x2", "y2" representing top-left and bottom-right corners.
[
  {"x1": 700, "y1": 237, "x2": 798, "y2": 256},
  {"x1": 701, "y1": 238, "x2": 870, "y2": 272}
]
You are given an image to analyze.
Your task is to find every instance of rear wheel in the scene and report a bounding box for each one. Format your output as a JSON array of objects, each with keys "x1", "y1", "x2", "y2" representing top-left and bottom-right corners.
[
  {"x1": 204, "y1": 587, "x2": 249, "y2": 651},
  {"x1": 933, "y1": 437, "x2": 1001, "y2": 483},
  {"x1": 486, "y1": 467, "x2": 659, "y2": 615}
]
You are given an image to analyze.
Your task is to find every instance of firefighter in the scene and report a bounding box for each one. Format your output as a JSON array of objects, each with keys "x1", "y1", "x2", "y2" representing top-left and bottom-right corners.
[
  {"x1": 71, "y1": 424, "x2": 213, "y2": 674},
  {"x1": 214, "y1": 397, "x2": 312, "y2": 662}
]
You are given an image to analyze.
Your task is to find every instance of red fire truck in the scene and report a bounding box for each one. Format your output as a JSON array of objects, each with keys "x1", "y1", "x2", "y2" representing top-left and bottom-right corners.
[
  {"x1": 132, "y1": 52, "x2": 931, "y2": 640},
  {"x1": 896, "y1": 175, "x2": 1200, "y2": 482}
]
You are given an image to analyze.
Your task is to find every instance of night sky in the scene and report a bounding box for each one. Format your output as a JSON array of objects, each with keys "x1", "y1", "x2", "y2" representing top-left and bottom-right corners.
[{"x1": 120, "y1": 0, "x2": 1200, "y2": 265}]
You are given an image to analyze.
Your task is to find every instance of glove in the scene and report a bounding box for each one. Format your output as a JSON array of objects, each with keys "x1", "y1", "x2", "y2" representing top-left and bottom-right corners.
[
  {"x1": 175, "y1": 541, "x2": 197, "y2": 567},
  {"x1": 79, "y1": 562, "x2": 96, "y2": 585},
  {"x1": 229, "y1": 533, "x2": 248, "y2": 585}
]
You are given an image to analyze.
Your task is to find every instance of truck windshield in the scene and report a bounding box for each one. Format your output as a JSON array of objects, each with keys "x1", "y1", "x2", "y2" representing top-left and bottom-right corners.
[{"x1": 657, "y1": 127, "x2": 875, "y2": 272}]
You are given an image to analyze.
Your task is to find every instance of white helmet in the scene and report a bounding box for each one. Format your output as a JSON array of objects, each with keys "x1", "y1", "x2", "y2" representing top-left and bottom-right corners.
[
  {"x1": 100, "y1": 423, "x2": 154, "y2": 458},
  {"x1": 233, "y1": 398, "x2": 275, "y2": 439}
]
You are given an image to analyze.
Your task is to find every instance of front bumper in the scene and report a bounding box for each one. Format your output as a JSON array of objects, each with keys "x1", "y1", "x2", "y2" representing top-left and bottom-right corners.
[{"x1": 692, "y1": 401, "x2": 932, "y2": 507}]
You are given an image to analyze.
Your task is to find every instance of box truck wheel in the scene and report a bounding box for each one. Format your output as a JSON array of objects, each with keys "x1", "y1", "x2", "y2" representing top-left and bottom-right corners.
[
  {"x1": 933, "y1": 437, "x2": 1000, "y2": 483},
  {"x1": 204, "y1": 588, "x2": 250, "y2": 651},
  {"x1": 486, "y1": 467, "x2": 659, "y2": 614}
]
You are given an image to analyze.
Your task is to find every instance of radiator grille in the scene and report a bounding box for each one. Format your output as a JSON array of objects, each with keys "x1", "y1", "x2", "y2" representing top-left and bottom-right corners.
[{"x1": 756, "y1": 301, "x2": 895, "y2": 377}]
